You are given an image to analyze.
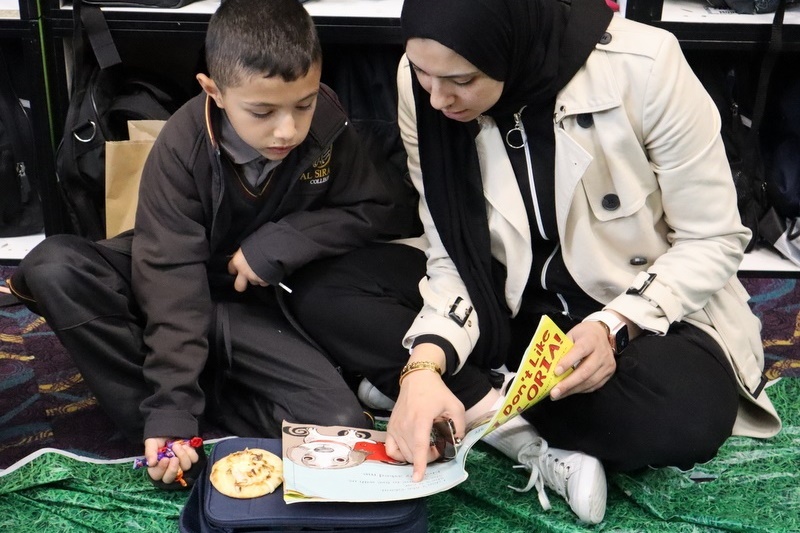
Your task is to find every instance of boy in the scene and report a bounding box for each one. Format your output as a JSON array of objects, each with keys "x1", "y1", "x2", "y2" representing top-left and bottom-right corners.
[{"x1": 8, "y1": 0, "x2": 405, "y2": 488}]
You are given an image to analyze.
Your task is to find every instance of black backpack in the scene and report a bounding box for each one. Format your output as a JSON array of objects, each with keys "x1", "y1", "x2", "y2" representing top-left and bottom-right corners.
[
  {"x1": 689, "y1": 0, "x2": 789, "y2": 252},
  {"x1": 0, "y1": 50, "x2": 43, "y2": 238},
  {"x1": 57, "y1": 0, "x2": 187, "y2": 240},
  {"x1": 762, "y1": 71, "x2": 800, "y2": 220}
]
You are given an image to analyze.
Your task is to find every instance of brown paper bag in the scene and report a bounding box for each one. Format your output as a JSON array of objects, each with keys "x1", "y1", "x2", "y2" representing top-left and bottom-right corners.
[{"x1": 105, "y1": 120, "x2": 166, "y2": 237}]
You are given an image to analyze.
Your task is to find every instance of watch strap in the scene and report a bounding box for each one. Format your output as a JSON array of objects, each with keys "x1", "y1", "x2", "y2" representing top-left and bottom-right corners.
[{"x1": 584, "y1": 311, "x2": 628, "y2": 354}]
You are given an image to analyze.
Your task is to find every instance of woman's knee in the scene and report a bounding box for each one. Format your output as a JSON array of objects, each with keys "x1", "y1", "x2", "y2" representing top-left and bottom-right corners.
[{"x1": 592, "y1": 398, "x2": 736, "y2": 471}]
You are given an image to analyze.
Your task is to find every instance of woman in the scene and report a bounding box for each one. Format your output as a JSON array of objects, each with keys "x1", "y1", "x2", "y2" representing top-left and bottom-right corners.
[{"x1": 286, "y1": 0, "x2": 781, "y2": 524}]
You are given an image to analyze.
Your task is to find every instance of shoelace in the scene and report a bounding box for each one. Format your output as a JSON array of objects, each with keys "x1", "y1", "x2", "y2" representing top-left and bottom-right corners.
[
  {"x1": 508, "y1": 437, "x2": 552, "y2": 510},
  {"x1": 536, "y1": 452, "x2": 572, "y2": 501}
]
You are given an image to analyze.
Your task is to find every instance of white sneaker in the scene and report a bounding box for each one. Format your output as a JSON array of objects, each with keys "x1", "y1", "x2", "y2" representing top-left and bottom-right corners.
[
  {"x1": 357, "y1": 378, "x2": 396, "y2": 411},
  {"x1": 511, "y1": 438, "x2": 607, "y2": 524}
]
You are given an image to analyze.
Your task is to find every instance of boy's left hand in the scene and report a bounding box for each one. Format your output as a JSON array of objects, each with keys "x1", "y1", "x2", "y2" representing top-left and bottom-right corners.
[
  {"x1": 228, "y1": 248, "x2": 268, "y2": 292},
  {"x1": 144, "y1": 437, "x2": 200, "y2": 485}
]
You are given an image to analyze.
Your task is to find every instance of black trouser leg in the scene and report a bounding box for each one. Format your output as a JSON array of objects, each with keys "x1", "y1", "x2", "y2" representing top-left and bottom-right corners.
[
  {"x1": 17, "y1": 235, "x2": 368, "y2": 442},
  {"x1": 286, "y1": 243, "x2": 493, "y2": 409},
  {"x1": 522, "y1": 322, "x2": 740, "y2": 472},
  {"x1": 206, "y1": 299, "x2": 368, "y2": 437},
  {"x1": 16, "y1": 234, "x2": 148, "y2": 441}
]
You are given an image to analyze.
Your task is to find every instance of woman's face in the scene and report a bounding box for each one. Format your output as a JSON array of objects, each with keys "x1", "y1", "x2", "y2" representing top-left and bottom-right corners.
[{"x1": 406, "y1": 38, "x2": 504, "y2": 123}]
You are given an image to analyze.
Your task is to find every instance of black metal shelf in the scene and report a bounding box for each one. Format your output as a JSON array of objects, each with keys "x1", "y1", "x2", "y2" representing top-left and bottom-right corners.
[
  {"x1": 40, "y1": 0, "x2": 797, "y2": 49},
  {"x1": 0, "y1": 19, "x2": 33, "y2": 34},
  {"x1": 44, "y1": 1, "x2": 403, "y2": 42},
  {"x1": 29, "y1": 0, "x2": 798, "y2": 236}
]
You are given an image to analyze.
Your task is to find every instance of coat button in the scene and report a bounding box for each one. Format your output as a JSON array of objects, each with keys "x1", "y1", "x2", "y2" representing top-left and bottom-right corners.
[
  {"x1": 577, "y1": 113, "x2": 593, "y2": 128},
  {"x1": 630, "y1": 256, "x2": 648, "y2": 266},
  {"x1": 602, "y1": 194, "x2": 620, "y2": 210},
  {"x1": 599, "y1": 32, "x2": 612, "y2": 45}
]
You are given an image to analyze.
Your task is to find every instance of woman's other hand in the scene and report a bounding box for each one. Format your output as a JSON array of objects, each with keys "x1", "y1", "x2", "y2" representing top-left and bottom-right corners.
[{"x1": 549, "y1": 322, "x2": 617, "y2": 400}]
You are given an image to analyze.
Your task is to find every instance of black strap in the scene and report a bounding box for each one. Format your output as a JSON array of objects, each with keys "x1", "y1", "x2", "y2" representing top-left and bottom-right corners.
[
  {"x1": 73, "y1": 0, "x2": 122, "y2": 74},
  {"x1": 742, "y1": 0, "x2": 786, "y2": 174},
  {"x1": 749, "y1": 0, "x2": 787, "y2": 399}
]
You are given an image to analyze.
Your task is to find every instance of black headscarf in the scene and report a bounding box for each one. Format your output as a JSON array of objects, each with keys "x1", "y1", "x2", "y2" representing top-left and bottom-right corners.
[{"x1": 401, "y1": 0, "x2": 613, "y2": 369}]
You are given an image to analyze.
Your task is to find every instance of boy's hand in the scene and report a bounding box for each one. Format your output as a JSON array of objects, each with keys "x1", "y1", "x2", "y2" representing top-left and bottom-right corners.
[
  {"x1": 227, "y1": 248, "x2": 268, "y2": 292},
  {"x1": 144, "y1": 437, "x2": 200, "y2": 485}
]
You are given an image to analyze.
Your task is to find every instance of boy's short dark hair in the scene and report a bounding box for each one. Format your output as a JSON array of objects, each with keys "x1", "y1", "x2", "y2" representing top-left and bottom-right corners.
[{"x1": 206, "y1": 0, "x2": 322, "y2": 90}]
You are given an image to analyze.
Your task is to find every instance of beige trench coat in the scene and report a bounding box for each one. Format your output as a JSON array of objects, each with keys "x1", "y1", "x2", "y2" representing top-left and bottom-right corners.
[{"x1": 397, "y1": 15, "x2": 780, "y2": 439}]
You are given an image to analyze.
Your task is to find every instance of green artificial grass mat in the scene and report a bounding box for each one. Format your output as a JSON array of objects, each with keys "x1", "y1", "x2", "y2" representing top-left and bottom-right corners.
[
  {"x1": 428, "y1": 377, "x2": 798, "y2": 533},
  {"x1": 0, "y1": 378, "x2": 797, "y2": 533}
]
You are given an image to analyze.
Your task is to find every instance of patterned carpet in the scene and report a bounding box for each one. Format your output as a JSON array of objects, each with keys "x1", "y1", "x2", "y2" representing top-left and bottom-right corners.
[
  {"x1": 0, "y1": 267, "x2": 140, "y2": 467},
  {"x1": 0, "y1": 267, "x2": 798, "y2": 533},
  {"x1": 744, "y1": 276, "x2": 800, "y2": 379}
]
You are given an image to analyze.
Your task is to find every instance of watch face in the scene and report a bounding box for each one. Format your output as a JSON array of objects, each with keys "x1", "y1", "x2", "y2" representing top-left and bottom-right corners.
[{"x1": 615, "y1": 327, "x2": 629, "y2": 354}]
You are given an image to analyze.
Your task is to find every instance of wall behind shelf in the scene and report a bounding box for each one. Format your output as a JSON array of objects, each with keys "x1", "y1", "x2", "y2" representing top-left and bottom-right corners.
[{"x1": 0, "y1": 0, "x2": 19, "y2": 20}]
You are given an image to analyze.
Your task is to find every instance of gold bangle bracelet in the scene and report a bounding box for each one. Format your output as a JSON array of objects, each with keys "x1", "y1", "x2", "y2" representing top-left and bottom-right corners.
[
  {"x1": 398, "y1": 367, "x2": 438, "y2": 387},
  {"x1": 399, "y1": 361, "x2": 442, "y2": 387}
]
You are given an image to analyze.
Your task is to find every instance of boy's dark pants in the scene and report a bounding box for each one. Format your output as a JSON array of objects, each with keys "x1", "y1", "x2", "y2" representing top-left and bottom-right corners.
[
  {"x1": 13, "y1": 234, "x2": 366, "y2": 442},
  {"x1": 286, "y1": 242, "x2": 740, "y2": 473}
]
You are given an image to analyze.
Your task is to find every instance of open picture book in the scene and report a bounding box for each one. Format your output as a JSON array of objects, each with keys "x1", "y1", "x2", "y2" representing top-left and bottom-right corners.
[{"x1": 281, "y1": 315, "x2": 574, "y2": 503}]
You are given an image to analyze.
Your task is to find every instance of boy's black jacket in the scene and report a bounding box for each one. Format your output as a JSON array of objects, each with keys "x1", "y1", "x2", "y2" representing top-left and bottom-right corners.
[{"x1": 103, "y1": 84, "x2": 404, "y2": 439}]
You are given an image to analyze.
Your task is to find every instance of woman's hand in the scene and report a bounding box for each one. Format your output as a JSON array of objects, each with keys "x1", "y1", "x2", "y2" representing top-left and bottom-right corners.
[
  {"x1": 384, "y1": 348, "x2": 465, "y2": 482},
  {"x1": 548, "y1": 321, "x2": 619, "y2": 401},
  {"x1": 144, "y1": 437, "x2": 200, "y2": 485}
]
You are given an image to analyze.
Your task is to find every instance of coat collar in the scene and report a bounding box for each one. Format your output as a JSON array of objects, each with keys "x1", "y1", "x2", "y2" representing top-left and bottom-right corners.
[{"x1": 554, "y1": 40, "x2": 621, "y2": 124}]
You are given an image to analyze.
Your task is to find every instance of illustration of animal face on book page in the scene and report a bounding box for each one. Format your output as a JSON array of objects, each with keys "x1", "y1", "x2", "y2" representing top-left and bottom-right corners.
[{"x1": 284, "y1": 426, "x2": 404, "y2": 469}]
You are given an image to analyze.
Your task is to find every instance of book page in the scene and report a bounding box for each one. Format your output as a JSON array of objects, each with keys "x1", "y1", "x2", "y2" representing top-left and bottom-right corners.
[
  {"x1": 280, "y1": 315, "x2": 574, "y2": 503},
  {"x1": 281, "y1": 423, "x2": 469, "y2": 503}
]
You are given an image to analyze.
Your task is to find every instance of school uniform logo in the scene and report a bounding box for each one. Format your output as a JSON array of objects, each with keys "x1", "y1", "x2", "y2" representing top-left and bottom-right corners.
[{"x1": 300, "y1": 145, "x2": 332, "y2": 185}]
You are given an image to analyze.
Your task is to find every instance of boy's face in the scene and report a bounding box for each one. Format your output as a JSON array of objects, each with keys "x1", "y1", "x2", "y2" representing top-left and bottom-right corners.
[{"x1": 198, "y1": 64, "x2": 322, "y2": 161}]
